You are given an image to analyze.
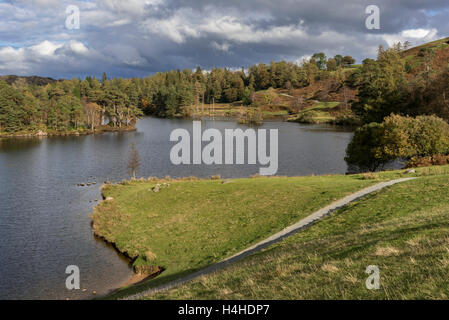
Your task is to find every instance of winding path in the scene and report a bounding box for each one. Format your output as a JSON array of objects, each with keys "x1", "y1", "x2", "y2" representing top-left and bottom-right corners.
[{"x1": 124, "y1": 177, "x2": 416, "y2": 300}]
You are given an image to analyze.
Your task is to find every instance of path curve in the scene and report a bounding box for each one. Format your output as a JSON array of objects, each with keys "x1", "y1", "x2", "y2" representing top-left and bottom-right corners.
[{"x1": 124, "y1": 177, "x2": 416, "y2": 300}]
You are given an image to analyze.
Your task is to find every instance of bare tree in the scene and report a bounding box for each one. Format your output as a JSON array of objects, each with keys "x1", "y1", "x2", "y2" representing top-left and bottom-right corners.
[
  {"x1": 291, "y1": 96, "x2": 306, "y2": 113},
  {"x1": 82, "y1": 98, "x2": 101, "y2": 131},
  {"x1": 127, "y1": 142, "x2": 140, "y2": 179}
]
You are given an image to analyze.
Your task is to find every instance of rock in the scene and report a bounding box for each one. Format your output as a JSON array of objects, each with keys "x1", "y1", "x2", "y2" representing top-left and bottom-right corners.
[
  {"x1": 405, "y1": 169, "x2": 416, "y2": 174},
  {"x1": 105, "y1": 197, "x2": 114, "y2": 201},
  {"x1": 35, "y1": 130, "x2": 48, "y2": 137},
  {"x1": 153, "y1": 186, "x2": 160, "y2": 193}
]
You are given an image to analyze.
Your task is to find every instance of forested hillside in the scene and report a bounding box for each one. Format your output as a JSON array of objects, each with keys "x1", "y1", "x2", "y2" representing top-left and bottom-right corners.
[
  {"x1": 1, "y1": 37, "x2": 448, "y2": 136},
  {"x1": 0, "y1": 52, "x2": 357, "y2": 135},
  {"x1": 351, "y1": 39, "x2": 449, "y2": 124}
]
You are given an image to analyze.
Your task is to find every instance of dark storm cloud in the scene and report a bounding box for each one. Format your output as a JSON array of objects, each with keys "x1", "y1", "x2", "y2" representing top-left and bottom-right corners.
[{"x1": 0, "y1": 0, "x2": 447, "y2": 78}]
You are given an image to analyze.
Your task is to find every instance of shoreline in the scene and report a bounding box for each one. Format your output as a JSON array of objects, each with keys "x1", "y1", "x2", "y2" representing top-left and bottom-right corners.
[
  {"x1": 0, "y1": 126, "x2": 137, "y2": 139},
  {"x1": 0, "y1": 116, "x2": 352, "y2": 140},
  {"x1": 91, "y1": 202, "x2": 163, "y2": 298}
]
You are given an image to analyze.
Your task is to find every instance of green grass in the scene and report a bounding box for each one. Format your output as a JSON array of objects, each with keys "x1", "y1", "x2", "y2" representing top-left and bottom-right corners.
[
  {"x1": 262, "y1": 110, "x2": 289, "y2": 117},
  {"x1": 150, "y1": 166, "x2": 449, "y2": 300},
  {"x1": 94, "y1": 173, "x2": 405, "y2": 298},
  {"x1": 96, "y1": 166, "x2": 449, "y2": 299},
  {"x1": 291, "y1": 101, "x2": 342, "y2": 124}
]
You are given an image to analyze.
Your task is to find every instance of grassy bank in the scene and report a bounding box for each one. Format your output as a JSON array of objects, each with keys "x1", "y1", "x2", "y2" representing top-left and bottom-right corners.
[
  {"x1": 288, "y1": 101, "x2": 359, "y2": 125},
  {"x1": 92, "y1": 172, "x2": 411, "y2": 298},
  {"x1": 186, "y1": 89, "x2": 353, "y2": 124},
  {"x1": 151, "y1": 166, "x2": 449, "y2": 299}
]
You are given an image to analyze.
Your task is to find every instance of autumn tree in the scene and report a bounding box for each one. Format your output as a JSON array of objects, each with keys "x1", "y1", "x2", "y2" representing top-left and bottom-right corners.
[{"x1": 342, "y1": 56, "x2": 356, "y2": 67}]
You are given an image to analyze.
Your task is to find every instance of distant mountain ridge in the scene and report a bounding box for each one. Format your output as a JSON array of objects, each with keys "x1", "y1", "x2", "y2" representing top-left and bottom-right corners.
[{"x1": 0, "y1": 75, "x2": 57, "y2": 86}]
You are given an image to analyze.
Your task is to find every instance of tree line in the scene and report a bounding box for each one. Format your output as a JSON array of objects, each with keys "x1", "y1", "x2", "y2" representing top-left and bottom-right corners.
[{"x1": 0, "y1": 52, "x2": 357, "y2": 133}]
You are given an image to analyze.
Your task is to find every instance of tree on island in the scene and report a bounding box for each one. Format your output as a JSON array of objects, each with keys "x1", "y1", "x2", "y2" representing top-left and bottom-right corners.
[{"x1": 127, "y1": 142, "x2": 141, "y2": 179}]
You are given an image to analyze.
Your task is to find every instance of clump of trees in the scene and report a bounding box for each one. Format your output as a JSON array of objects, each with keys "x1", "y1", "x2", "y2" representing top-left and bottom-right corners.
[
  {"x1": 351, "y1": 44, "x2": 449, "y2": 124},
  {"x1": 345, "y1": 114, "x2": 449, "y2": 171},
  {"x1": 139, "y1": 55, "x2": 355, "y2": 118},
  {"x1": 345, "y1": 42, "x2": 449, "y2": 172},
  {"x1": 0, "y1": 74, "x2": 143, "y2": 134}
]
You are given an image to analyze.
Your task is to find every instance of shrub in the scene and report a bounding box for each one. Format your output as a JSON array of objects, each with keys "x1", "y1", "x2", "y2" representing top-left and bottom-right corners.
[
  {"x1": 332, "y1": 114, "x2": 362, "y2": 126},
  {"x1": 345, "y1": 114, "x2": 449, "y2": 172},
  {"x1": 406, "y1": 154, "x2": 449, "y2": 168},
  {"x1": 345, "y1": 122, "x2": 389, "y2": 172},
  {"x1": 360, "y1": 172, "x2": 379, "y2": 180},
  {"x1": 297, "y1": 111, "x2": 319, "y2": 124}
]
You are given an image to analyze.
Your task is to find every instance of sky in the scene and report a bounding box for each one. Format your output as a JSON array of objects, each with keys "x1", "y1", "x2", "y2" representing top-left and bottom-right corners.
[{"x1": 0, "y1": 0, "x2": 448, "y2": 79}]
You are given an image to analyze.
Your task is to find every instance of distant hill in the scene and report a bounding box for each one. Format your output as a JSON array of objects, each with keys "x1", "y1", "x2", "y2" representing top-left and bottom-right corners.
[
  {"x1": 402, "y1": 36, "x2": 449, "y2": 75},
  {"x1": 0, "y1": 75, "x2": 57, "y2": 86},
  {"x1": 402, "y1": 36, "x2": 449, "y2": 56}
]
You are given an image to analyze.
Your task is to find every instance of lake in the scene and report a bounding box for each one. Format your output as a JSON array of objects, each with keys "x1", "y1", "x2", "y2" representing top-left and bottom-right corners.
[{"x1": 0, "y1": 117, "x2": 354, "y2": 299}]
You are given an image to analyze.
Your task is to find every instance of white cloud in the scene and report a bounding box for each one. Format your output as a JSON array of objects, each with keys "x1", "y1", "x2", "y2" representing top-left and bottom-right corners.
[
  {"x1": 401, "y1": 28, "x2": 438, "y2": 40},
  {"x1": 30, "y1": 40, "x2": 63, "y2": 56},
  {"x1": 142, "y1": 10, "x2": 200, "y2": 44},
  {"x1": 141, "y1": 9, "x2": 308, "y2": 45},
  {"x1": 68, "y1": 40, "x2": 89, "y2": 55},
  {"x1": 211, "y1": 41, "x2": 232, "y2": 52},
  {"x1": 99, "y1": 0, "x2": 163, "y2": 16},
  {"x1": 379, "y1": 28, "x2": 439, "y2": 47}
]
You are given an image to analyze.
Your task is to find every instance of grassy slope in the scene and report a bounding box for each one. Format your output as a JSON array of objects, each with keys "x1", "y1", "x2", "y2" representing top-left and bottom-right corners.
[
  {"x1": 151, "y1": 166, "x2": 449, "y2": 300},
  {"x1": 93, "y1": 173, "x2": 409, "y2": 298},
  {"x1": 293, "y1": 101, "x2": 342, "y2": 124},
  {"x1": 402, "y1": 37, "x2": 449, "y2": 72}
]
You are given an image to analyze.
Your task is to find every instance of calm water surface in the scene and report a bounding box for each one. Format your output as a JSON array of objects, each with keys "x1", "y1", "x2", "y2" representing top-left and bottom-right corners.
[{"x1": 0, "y1": 117, "x2": 353, "y2": 299}]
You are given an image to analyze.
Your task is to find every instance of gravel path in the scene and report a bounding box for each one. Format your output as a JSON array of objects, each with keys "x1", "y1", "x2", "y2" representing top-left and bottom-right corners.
[{"x1": 124, "y1": 177, "x2": 416, "y2": 300}]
